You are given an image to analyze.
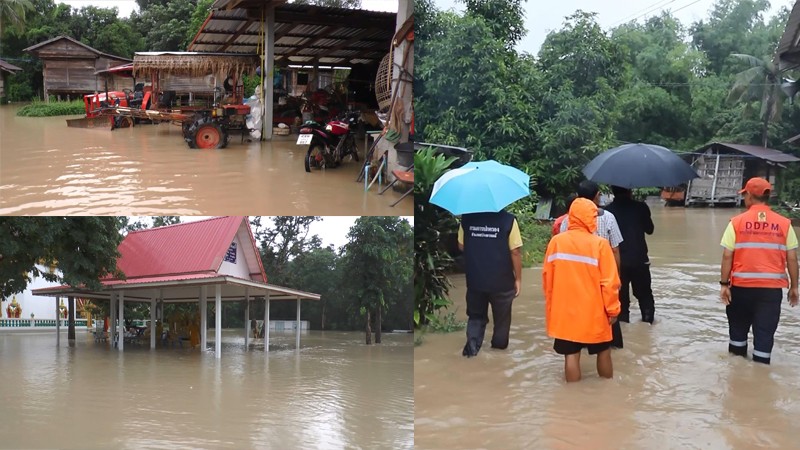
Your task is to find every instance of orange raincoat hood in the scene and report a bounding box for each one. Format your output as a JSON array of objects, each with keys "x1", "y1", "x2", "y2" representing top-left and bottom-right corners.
[{"x1": 567, "y1": 198, "x2": 597, "y2": 234}]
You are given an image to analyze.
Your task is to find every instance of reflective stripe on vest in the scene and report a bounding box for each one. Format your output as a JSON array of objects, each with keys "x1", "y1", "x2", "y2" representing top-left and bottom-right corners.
[
  {"x1": 733, "y1": 242, "x2": 787, "y2": 250},
  {"x1": 731, "y1": 272, "x2": 788, "y2": 280},
  {"x1": 546, "y1": 252, "x2": 598, "y2": 266}
]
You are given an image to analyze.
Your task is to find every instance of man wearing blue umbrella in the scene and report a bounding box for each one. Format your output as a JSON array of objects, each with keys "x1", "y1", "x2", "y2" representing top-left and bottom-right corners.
[{"x1": 458, "y1": 210, "x2": 523, "y2": 357}]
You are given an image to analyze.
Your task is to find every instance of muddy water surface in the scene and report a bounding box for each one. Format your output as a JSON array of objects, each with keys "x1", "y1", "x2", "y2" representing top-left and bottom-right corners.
[
  {"x1": 415, "y1": 205, "x2": 800, "y2": 450},
  {"x1": 0, "y1": 105, "x2": 411, "y2": 215},
  {"x1": 0, "y1": 330, "x2": 413, "y2": 449}
]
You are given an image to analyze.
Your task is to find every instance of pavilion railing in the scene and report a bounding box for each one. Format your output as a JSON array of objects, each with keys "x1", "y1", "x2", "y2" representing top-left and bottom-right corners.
[{"x1": 0, "y1": 318, "x2": 89, "y2": 328}]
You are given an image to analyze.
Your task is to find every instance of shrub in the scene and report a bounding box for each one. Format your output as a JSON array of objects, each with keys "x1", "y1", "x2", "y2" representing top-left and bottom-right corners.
[{"x1": 17, "y1": 100, "x2": 85, "y2": 117}]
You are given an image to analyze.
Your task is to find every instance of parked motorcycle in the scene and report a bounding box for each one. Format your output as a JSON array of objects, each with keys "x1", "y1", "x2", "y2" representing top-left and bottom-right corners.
[{"x1": 299, "y1": 111, "x2": 361, "y2": 172}]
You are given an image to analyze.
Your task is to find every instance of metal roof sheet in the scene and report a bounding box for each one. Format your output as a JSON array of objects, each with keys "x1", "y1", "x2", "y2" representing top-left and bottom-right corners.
[
  {"x1": 187, "y1": 4, "x2": 395, "y2": 65},
  {"x1": 698, "y1": 142, "x2": 800, "y2": 163},
  {"x1": 108, "y1": 216, "x2": 266, "y2": 282}
]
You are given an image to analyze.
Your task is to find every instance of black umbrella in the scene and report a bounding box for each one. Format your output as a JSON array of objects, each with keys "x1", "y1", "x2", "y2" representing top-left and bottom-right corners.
[{"x1": 582, "y1": 143, "x2": 699, "y2": 188}]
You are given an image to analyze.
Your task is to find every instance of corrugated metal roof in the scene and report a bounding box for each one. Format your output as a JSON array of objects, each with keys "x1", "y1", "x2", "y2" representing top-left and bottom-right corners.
[
  {"x1": 23, "y1": 35, "x2": 131, "y2": 63},
  {"x1": 0, "y1": 58, "x2": 22, "y2": 73},
  {"x1": 699, "y1": 142, "x2": 800, "y2": 163},
  {"x1": 187, "y1": 4, "x2": 395, "y2": 65},
  {"x1": 109, "y1": 216, "x2": 267, "y2": 282}
]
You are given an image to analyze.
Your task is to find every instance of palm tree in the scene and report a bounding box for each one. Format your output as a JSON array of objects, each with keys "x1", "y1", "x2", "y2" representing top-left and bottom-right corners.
[
  {"x1": 0, "y1": 0, "x2": 35, "y2": 39},
  {"x1": 727, "y1": 53, "x2": 784, "y2": 147}
]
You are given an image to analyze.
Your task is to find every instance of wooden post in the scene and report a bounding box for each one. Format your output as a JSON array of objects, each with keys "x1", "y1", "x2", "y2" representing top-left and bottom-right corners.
[
  {"x1": 68, "y1": 296, "x2": 75, "y2": 347},
  {"x1": 262, "y1": 4, "x2": 275, "y2": 140}
]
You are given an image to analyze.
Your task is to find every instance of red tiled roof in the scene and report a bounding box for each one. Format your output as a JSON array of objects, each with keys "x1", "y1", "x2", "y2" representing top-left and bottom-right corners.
[{"x1": 109, "y1": 216, "x2": 266, "y2": 282}]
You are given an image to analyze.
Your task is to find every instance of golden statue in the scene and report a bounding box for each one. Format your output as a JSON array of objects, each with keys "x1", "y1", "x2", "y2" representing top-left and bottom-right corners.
[
  {"x1": 6, "y1": 296, "x2": 21, "y2": 319},
  {"x1": 59, "y1": 299, "x2": 68, "y2": 319}
]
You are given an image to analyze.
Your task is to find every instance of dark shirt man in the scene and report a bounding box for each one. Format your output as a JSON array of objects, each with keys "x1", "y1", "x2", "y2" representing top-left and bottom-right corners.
[
  {"x1": 605, "y1": 186, "x2": 656, "y2": 323},
  {"x1": 457, "y1": 210, "x2": 523, "y2": 357}
]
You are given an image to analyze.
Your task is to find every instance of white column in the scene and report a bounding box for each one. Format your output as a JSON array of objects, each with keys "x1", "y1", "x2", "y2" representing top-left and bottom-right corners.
[
  {"x1": 295, "y1": 298, "x2": 301, "y2": 350},
  {"x1": 150, "y1": 292, "x2": 157, "y2": 349},
  {"x1": 55, "y1": 296, "x2": 60, "y2": 347},
  {"x1": 109, "y1": 293, "x2": 116, "y2": 346},
  {"x1": 261, "y1": 4, "x2": 275, "y2": 140},
  {"x1": 264, "y1": 293, "x2": 270, "y2": 353},
  {"x1": 200, "y1": 286, "x2": 207, "y2": 350},
  {"x1": 118, "y1": 291, "x2": 124, "y2": 351},
  {"x1": 244, "y1": 289, "x2": 250, "y2": 349},
  {"x1": 215, "y1": 284, "x2": 222, "y2": 359}
]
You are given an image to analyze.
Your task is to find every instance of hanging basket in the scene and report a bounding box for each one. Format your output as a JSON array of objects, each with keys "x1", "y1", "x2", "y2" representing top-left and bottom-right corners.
[{"x1": 375, "y1": 50, "x2": 393, "y2": 112}]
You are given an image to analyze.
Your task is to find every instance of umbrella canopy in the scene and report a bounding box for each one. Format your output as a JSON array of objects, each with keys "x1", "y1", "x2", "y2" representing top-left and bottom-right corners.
[
  {"x1": 429, "y1": 161, "x2": 530, "y2": 215},
  {"x1": 582, "y1": 143, "x2": 699, "y2": 188}
]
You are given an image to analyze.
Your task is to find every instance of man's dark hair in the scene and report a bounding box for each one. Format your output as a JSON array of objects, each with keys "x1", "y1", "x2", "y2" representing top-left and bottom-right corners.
[
  {"x1": 752, "y1": 190, "x2": 771, "y2": 203},
  {"x1": 611, "y1": 185, "x2": 631, "y2": 198},
  {"x1": 565, "y1": 194, "x2": 578, "y2": 209},
  {"x1": 577, "y1": 180, "x2": 600, "y2": 200}
]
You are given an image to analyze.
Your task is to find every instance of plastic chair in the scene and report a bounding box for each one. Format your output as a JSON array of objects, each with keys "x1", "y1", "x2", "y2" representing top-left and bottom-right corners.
[{"x1": 379, "y1": 165, "x2": 413, "y2": 207}]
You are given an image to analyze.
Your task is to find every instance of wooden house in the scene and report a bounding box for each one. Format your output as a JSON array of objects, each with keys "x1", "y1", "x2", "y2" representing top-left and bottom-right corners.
[
  {"x1": 684, "y1": 142, "x2": 800, "y2": 206},
  {"x1": 23, "y1": 36, "x2": 132, "y2": 101},
  {"x1": 0, "y1": 59, "x2": 22, "y2": 99}
]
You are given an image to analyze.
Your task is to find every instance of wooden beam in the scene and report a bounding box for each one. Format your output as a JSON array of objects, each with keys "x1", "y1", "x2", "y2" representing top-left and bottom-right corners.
[{"x1": 274, "y1": 10, "x2": 393, "y2": 30}]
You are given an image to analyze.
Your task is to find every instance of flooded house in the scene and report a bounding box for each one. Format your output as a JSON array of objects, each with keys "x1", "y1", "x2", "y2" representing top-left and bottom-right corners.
[
  {"x1": 0, "y1": 58, "x2": 22, "y2": 99},
  {"x1": 23, "y1": 35, "x2": 131, "y2": 101},
  {"x1": 683, "y1": 142, "x2": 800, "y2": 206}
]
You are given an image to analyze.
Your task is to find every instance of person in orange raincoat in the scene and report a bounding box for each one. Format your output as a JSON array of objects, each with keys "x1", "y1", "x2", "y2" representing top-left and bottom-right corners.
[{"x1": 543, "y1": 198, "x2": 621, "y2": 382}]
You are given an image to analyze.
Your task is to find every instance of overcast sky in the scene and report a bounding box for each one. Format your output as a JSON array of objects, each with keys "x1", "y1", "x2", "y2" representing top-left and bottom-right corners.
[
  {"x1": 434, "y1": 0, "x2": 794, "y2": 55},
  {"x1": 61, "y1": 0, "x2": 398, "y2": 18},
  {"x1": 172, "y1": 216, "x2": 413, "y2": 250}
]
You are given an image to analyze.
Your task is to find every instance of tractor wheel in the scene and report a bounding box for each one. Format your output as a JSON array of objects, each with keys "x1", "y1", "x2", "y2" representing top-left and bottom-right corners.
[{"x1": 186, "y1": 118, "x2": 228, "y2": 149}]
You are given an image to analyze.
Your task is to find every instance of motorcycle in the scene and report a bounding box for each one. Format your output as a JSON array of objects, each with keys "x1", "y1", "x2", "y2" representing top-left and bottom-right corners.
[{"x1": 299, "y1": 111, "x2": 361, "y2": 172}]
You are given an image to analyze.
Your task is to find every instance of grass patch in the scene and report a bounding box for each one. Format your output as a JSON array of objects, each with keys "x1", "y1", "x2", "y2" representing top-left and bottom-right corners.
[
  {"x1": 17, "y1": 100, "x2": 85, "y2": 117},
  {"x1": 427, "y1": 310, "x2": 466, "y2": 333},
  {"x1": 414, "y1": 310, "x2": 467, "y2": 346},
  {"x1": 519, "y1": 220, "x2": 552, "y2": 267}
]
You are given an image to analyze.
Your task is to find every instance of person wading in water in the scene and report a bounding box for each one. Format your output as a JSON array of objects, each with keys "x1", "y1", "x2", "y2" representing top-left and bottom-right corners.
[
  {"x1": 458, "y1": 209, "x2": 523, "y2": 357},
  {"x1": 544, "y1": 198, "x2": 621, "y2": 382},
  {"x1": 719, "y1": 177, "x2": 799, "y2": 364}
]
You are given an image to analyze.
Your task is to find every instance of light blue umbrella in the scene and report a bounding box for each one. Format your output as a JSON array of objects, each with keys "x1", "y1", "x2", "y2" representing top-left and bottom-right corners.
[
  {"x1": 429, "y1": 161, "x2": 530, "y2": 215},
  {"x1": 461, "y1": 160, "x2": 530, "y2": 189}
]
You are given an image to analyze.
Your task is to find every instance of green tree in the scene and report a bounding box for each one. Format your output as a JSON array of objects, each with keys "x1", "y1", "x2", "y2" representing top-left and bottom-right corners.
[
  {"x1": 0, "y1": 217, "x2": 125, "y2": 298},
  {"x1": 461, "y1": 0, "x2": 525, "y2": 50},
  {"x1": 152, "y1": 216, "x2": 181, "y2": 227},
  {"x1": 252, "y1": 216, "x2": 321, "y2": 285},
  {"x1": 0, "y1": 0, "x2": 34, "y2": 36},
  {"x1": 183, "y1": 0, "x2": 213, "y2": 49},
  {"x1": 131, "y1": 0, "x2": 198, "y2": 51},
  {"x1": 690, "y1": 0, "x2": 774, "y2": 76},
  {"x1": 339, "y1": 216, "x2": 412, "y2": 344},
  {"x1": 727, "y1": 53, "x2": 785, "y2": 147}
]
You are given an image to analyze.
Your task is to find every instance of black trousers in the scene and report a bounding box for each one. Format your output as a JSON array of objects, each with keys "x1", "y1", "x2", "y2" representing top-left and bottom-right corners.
[
  {"x1": 465, "y1": 288, "x2": 515, "y2": 350},
  {"x1": 619, "y1": 263, "x2": 655, "y2": 322},
  {"x1": 727, "y1": 286, "x2": 782, "y2": 364}
]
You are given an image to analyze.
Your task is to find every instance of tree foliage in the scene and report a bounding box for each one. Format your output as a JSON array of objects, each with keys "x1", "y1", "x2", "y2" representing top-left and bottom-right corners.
[
  {"x1": 338, "y1": 216, "x2": 413, "y2": 343},
  {"x1": 0, "y1": 217, "x2": 124, "y2": 298}
]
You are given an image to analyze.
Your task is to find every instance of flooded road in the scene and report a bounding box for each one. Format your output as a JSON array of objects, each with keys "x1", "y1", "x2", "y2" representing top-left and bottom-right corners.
[
  {"x1": 415, "y1": 205, "x2": 800, "y2": 450},
  {"x1": 0, "y1": 105, "x2": 412, "y2": 216},
  {"x1": 0, "y1": 330, "x2": 413, "y2": 449}
]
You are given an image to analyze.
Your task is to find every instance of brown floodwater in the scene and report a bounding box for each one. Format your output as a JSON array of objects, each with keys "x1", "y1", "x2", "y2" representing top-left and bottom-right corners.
[
  {"x1": 415, "y1": 205, "x2": 800, "y2": 450},
  {"x1": 0, "y1": 105, "x2": 412, "y2": 216},
  {"x1": 0, "y1": 330, "x2": 413, "y2": 449}
]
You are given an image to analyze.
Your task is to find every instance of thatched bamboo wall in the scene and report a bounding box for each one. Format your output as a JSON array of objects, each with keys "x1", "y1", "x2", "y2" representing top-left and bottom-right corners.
[{"x1": 132, "y1": 53, "x2": 259, "y2": 78}]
